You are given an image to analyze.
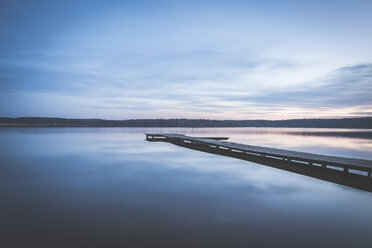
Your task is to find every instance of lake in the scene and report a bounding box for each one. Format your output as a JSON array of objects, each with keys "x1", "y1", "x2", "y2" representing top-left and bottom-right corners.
[{"x1": 1, "y1": 127, "x2": 372, "y2": 248}]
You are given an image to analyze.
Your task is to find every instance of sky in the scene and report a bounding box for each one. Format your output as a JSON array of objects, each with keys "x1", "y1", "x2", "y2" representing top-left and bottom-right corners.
[{"x1": 1, "y1": 0, "x2": 372, "y2": 120}]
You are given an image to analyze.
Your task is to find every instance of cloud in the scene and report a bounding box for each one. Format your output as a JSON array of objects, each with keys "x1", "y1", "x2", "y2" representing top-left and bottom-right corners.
[
  {"x1": 0, "y1": 0, "x2": 372, "y2": 118},
  {"x1": 241, "y1": 64, "x2": 372, "y2": 107}
]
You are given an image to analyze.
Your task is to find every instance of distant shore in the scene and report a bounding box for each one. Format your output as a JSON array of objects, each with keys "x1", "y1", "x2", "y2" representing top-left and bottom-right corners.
[{"x1": 1, "y1": 117, "x2": 371, "y2": 129}]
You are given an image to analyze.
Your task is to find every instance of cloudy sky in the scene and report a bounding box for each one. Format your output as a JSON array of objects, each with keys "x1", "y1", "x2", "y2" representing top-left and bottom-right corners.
[{"x1": 1, "y1": 0, "x2": 371, "y2": 119}]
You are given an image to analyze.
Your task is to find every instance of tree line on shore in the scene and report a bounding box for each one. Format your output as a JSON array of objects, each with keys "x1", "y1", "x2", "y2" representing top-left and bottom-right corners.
[{"x1": 0, "y1": 117, "x2": 371, "y2": 128}]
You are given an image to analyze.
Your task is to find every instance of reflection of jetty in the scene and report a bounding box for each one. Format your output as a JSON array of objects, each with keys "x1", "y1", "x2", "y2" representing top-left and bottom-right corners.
[{"x1": 146, "y1": 133, "x2": 372, "y2": 192}]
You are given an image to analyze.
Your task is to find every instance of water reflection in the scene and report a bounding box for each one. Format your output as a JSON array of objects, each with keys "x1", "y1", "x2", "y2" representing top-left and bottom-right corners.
[{"x1": 0, "y1": 128, "x2": 371, "y2": 248}]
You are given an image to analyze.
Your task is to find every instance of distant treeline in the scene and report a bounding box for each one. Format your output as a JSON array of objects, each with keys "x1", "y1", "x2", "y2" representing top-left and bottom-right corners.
[{"x1": 0, "y1": 117, "x2": 372, "y2": 128}]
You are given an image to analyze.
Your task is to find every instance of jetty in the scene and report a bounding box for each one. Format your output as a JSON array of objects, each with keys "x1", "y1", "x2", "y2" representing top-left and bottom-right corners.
[{"x1": 146, "y1": 133, "x2": 372, "y2": 192}]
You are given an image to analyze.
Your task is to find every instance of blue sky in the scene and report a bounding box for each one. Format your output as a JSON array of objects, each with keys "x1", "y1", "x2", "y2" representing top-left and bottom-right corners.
[{"x1": 1, "y1": 0, "x2": 371, "y2": 119}]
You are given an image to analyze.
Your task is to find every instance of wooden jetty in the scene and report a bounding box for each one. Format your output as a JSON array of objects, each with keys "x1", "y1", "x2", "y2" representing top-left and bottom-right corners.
[{"x1": 146, "y1": 133, "x2": 372, "y2": 192}]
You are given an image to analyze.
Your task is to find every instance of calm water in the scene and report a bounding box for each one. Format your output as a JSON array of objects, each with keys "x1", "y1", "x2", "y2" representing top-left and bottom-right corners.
[{"x1": 0, "y1": 128, "x2": 372, "y2": 248}]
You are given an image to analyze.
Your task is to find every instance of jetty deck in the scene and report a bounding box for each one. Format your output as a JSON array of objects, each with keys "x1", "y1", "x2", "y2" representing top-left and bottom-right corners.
[{"x1": 146, "y1": 133, "x2": 372, "y2": 191}]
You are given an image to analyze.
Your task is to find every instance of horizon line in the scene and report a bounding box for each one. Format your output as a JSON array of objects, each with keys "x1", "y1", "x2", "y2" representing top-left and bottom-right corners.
[{"x1": 1, "y1": 116, "x2": 372, "y2": 121}]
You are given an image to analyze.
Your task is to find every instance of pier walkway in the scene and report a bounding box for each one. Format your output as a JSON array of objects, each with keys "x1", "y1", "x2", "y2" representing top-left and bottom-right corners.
[{"x1": 146, "y1": 133, "x2": 372, "y2": 192}]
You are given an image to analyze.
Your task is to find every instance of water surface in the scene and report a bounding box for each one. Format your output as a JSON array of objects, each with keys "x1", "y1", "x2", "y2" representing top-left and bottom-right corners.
[{"x1": 0, "y1": 128, "x2": 371, "y2": 248}]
